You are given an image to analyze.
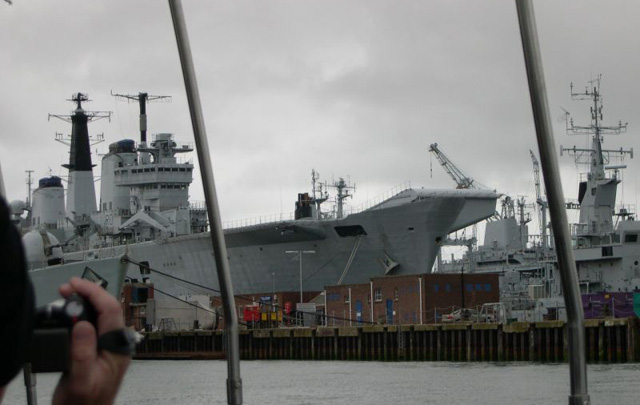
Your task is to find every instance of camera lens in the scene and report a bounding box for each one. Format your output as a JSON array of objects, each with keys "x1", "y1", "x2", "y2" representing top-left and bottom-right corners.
[{"x1": 65, "y1": 301, "x2": 84, "y2": 318}]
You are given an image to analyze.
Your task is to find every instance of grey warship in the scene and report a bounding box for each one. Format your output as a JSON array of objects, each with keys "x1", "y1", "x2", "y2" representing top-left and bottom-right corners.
[
  {"x1": 18, "y1": 92, "x2": 499, "y2": 310},
  {"x1": 439, "y1": 76, "x2": 640, "y2": 319}
]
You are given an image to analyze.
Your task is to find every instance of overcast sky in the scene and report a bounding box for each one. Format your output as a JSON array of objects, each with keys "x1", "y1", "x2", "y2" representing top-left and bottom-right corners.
[{"x1": 2, "y1": 0, "x2": 640, "y2": 229}]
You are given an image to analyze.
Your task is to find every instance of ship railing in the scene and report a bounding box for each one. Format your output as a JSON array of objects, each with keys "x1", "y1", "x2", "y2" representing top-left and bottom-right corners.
[
  {"x1": 173, "y1": 157, "x2": 194, "y2": 165},
  {"x1": 571, "y1": 223, "x2": 590, "y2": 237},
  {"x1": 578, "y1": 170, "x2": 622, "y2": 183},
  {"x1": 220, "y1": 182, "x2": 412, "y2": 228},
  {"x1": 173, "y1": 141, "x2": 194, "y2": 151},
  {"x1": 189, "y1": 200, "x2": 207, "y2": 210},
  {"x1": 615, "y1": 203, "x2": 636, "y2": 217},
  {"x1": 223, "y1": 212, "x2": 295, "y2": 229},
  {"x1": 345, "y1": 182, "x2": 412, "y2": 215}
]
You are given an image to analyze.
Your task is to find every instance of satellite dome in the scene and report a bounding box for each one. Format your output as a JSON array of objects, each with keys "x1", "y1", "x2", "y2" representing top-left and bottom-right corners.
[{"x1": 22, "y1": 230, "x2": 64, "y2": 269}]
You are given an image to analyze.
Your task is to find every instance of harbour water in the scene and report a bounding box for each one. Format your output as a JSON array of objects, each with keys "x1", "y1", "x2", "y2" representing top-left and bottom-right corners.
[{"x1": 5, "y1": 360, "x2": 639, "y2": 404}]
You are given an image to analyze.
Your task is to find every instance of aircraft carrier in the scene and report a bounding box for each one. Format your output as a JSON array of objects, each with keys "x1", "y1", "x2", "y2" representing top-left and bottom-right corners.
[{"x1": 13, "y1": 92, "x2": 498, "y2": 311}]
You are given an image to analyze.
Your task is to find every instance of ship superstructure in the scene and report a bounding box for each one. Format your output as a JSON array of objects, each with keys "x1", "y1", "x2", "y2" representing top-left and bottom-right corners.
[{"x1": 562, "y1": 76, "x2": 639, "y2": 293}]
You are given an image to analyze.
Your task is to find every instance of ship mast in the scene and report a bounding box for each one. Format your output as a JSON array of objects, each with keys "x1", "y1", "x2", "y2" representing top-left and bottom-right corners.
[
  {"x1": 311, "y1": 169, "x2": 328, "y2": 218},
  {"x1": 561, "y1": 76, "x2": 632, "y2": 238},
  {"x1": 49, "y1": 93, "x2": 110, "y2": 220},
  {"x1": 328, "y1": 177, "x2": 356, "y2": 219},
  {"x1": 111, "y1": 91, "x2": 171, "y2": 164},
  {"x1": 25, "y1": 169, "x2": 33, "y2": 210}
]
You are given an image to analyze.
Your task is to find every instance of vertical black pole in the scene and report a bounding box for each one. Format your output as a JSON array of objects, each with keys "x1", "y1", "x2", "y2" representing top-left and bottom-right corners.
[
  {"x1": 461, "y1": 265, "x2": 465, "y2": 309},
  {"x1": 139, "y1": 92, "x2": 148, "y2": 143}
]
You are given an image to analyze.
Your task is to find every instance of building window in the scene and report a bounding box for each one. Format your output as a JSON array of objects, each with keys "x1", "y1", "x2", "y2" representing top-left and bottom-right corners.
[
  {"x1": 394, "y1": 287, "x2": 399, "y2": 301},
  {"x1": 434, "y1": 284, "x2": 439, "y2": 293},
  {"x1": 444, "y1": 284, "x2": 451, "y2": 293},
  {"x1": 344, "y1": 295, "x2": 350, "y2": 303},
  {"x1": 367, "y1": 294, "x2": 371, "y2": 304},
  {"x1": 374, "y1": 288, "x2": 382, "y2": 302},
  {"x1": 625, "y1": 233, "x2": 638, "y2": 243}
]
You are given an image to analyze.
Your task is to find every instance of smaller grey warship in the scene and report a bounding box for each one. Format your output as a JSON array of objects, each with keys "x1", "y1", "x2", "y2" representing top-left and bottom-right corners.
[{"x1": 439, "y1": 76, "x2": 640, "y2": 319}]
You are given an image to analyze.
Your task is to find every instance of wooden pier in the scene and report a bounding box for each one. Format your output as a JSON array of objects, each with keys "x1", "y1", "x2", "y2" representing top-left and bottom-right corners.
[{"x1": 135, "y1": 318, "x2": 640, "y2": 363}]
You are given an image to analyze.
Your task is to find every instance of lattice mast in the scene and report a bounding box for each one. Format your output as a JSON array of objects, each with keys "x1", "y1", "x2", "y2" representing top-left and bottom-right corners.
[{"x1": 561, "y1": 76, "x2": 633, "y2": 236}]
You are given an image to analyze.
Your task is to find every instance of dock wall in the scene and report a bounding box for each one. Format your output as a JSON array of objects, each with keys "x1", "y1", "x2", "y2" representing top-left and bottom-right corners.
[{"x1": 136, "y1": 318, "x2": 640, "y2": 363}]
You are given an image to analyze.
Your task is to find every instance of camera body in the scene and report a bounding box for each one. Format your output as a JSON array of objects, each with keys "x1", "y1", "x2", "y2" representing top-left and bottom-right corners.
[{"x1": 29, "y1": 294, "x2": 97, "y2": 373}]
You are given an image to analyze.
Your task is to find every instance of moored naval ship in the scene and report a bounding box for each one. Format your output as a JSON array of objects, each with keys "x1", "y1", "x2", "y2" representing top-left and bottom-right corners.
[
  {"x1": 439, "y1": 76, "x2": 640, "y2": 320},
  {"x1": 15, "y1": 92, "x2": 499, "y2": 323}
]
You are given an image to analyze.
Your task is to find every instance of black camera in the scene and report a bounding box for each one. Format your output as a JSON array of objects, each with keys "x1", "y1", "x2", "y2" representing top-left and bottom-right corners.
[{"x1": 29, "y1": 294, "x2": 97, "y2": 373}]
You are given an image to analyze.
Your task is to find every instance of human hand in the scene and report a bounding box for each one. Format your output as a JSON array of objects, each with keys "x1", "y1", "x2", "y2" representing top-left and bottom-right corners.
[{"x1": 52, "y1": 277, "x2": 131, "y2": 405}]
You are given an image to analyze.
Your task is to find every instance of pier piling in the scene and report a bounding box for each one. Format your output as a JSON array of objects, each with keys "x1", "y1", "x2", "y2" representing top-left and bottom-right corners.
[{"x1": 136, "y1": 318, "x2": 639, "y2": 363}]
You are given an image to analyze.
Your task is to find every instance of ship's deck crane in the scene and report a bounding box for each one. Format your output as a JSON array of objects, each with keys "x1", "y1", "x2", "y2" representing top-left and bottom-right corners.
[
  {"x1": 529, "y1": 150, "x2": 548, "y2": 248},
  {"x1": 428, "y1": 143, "x2": 488, "y2": 264},
  {"x1": 429, "y1": 143, "x2": 484, "y2": 189}
]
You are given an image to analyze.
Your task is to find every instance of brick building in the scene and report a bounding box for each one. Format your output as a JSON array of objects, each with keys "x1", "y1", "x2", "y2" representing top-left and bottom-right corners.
[
  {"x1": 325, "y1": 273, "x2": 499, "y2": 326},
  {"x1": 122, "y1": 281, "x2": 154, "y2": 330}
]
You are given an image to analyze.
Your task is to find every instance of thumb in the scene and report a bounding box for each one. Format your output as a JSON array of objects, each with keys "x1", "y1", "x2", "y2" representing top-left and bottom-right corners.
[{"x1": 69, "y1": 321, "x2": 97, "y2": 386}]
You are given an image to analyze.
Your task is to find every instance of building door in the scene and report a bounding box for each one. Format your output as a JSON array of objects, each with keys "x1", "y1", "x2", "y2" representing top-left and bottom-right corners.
[
  {"x1": 355, "y1": 300, "x2": 363, "y2": 324},
  {"x1": 386, "y1": 299, "x2": 393, "y2": 324}
]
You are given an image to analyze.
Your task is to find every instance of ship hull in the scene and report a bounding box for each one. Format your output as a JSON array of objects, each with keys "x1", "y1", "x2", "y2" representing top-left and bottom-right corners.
[
  {"x1": 62, "y1": 189, "x2": 497, "y2": 300},
  {"x1": 29, "y1": 255, "x2": 128, "y2": 306}
]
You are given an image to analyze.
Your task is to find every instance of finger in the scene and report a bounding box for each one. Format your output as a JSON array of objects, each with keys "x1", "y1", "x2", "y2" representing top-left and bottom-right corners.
[
  {"x1": 67, "y1": 321, "x2": 97, "y2": 397},
  {"x1": 59, "y1": 282, "x2": 74, "y2": 298},
  {"x1": 68, "y1": 277, "x2": 124, "y2": 333}
]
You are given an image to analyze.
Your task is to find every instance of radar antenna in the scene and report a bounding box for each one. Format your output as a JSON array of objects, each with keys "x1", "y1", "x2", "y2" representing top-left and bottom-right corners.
[
  {"x1": 560, "y1": 75, "x2": 632, "y2": 179},
  {"x1": 49, "y1": 93, "x2": 109, "y2": 147},
  {"x1": 111, "y1": 91, "x2": 171, "y2": 144},
  {"x1": 327, "y1": 177, "x2": 356, "y2": 219},
  {"x1": 48, "y1": 93, "x2": 112, "y2": 124}
]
